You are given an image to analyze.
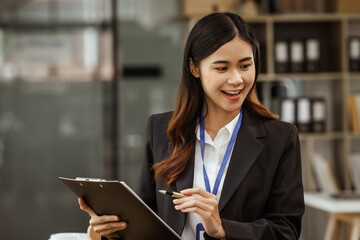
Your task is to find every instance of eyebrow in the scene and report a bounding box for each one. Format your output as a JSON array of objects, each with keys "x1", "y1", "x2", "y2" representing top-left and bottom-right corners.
[{"x1": 211, "y1": 57, "x2": 253, "y2": 64}]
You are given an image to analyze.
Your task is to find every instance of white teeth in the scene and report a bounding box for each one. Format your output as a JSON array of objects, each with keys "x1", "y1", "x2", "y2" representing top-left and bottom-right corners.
[{"x1": 223, "y1": 90, "x2": 240, "y2": 94}]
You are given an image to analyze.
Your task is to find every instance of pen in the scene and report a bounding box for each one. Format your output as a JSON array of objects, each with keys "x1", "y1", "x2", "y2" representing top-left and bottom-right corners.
[{"x1": 158, "y1": 190, "x2": 188, "y2": 198}]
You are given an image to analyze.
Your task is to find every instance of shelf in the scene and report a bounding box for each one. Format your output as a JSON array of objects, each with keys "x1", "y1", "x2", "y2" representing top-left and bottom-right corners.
[
  {"x1": 180, "y1": 13, "x2": 360, "y2": 24},
  {"x1": 350, "y1": 133, "x2": 360, "y2": 139},
  {"x1": 269, "y1": 14, "x2": 345, "y2": 23},
  {"x1": 350, "y1": 73, "x2": 360, "y2": 80},
  {"x1": 245, "y1": 13, "x2": 360, "y2": 23},
  {"x1": 7, "y1": 13, "x2": 355, "y2": 27},
  {"x1": 258, "y1": 72, "x2": 344, "y2": 82},
  {"x1": 299, "y1": 132, "x2": 345, "y2": 141},
  {"x1": 0, "y1": 65, "x2": 104, "y2": 82},
  {"x1": 0, "y1": 21, "x2": 111, "y2": 29},
  {"x1": 305, "y1": 192, "x2": 360, "y2": 213}
]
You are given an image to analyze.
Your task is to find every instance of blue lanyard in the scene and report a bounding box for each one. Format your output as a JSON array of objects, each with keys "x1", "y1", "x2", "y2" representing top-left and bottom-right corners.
[{"x1": 200, "y1": 109, "x2": 243, "y2": 196}]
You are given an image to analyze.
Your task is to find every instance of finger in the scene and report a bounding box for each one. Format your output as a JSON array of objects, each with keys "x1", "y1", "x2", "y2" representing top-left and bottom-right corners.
[
  {"x1": 174, "y1": 194, "x2": 217, "y2": 207},
  {"x1": 174, "y1": 196, "x2": 217, "y2": 213},
  {"x1": 90, "y1": 215, "x2": 120, "y2": 226},
  {"x1": 178, "y1": 206, "x2": 209, "y2": 216},
  {"x1": 93, "y1": 222, "x2": 127, "y2": 235},
  {"x1": 78, "y1": 197, "x2": 97, "y2": 217},
  {"x1": 180, "y1": 188, "x2": 216, "y2": 199},
  {"x1": 177, "y1": 205, "x2": 216, "y2": 225}
]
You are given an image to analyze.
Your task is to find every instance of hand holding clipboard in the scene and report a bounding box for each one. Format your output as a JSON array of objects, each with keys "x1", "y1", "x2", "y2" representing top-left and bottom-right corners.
[
  {"x1": 78, "y1": 197, "x2": 127, "y2": 239},
  {"x1": 59, "y1": 177, "x2": 182, "y2": 240}
]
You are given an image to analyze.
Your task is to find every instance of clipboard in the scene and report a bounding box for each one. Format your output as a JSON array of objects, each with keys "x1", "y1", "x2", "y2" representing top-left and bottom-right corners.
[{"x1": 59, "y1": 177, "x2": 182, "y2": 240}]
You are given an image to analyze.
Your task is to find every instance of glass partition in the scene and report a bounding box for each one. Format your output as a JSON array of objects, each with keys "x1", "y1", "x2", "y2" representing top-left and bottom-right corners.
[{"x1": 0, "y1": 0, "x2": 183, "y2": 239}]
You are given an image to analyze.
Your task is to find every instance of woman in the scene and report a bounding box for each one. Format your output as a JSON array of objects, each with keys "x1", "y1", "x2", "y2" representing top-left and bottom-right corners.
[{"x1": 79, "y1": 12, "x2": 304, "y2": 240}]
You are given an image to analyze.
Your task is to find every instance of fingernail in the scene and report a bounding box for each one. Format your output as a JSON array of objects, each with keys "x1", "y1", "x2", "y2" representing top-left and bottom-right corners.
[
  {"x1": 121, "y1": 223, "x2": 126, "y2": 227},
  {"x1": 175, "y1": 205, "x2": 180, "y2": 210},
  {"x1": 173, "y1": 199, "x2": 179, "y2": 204},
  {"x1": 114, "y1": 216, "x2": 119, "y2": 221}
]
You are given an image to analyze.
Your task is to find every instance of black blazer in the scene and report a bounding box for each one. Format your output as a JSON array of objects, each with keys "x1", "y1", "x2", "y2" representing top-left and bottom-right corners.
[{"x1": 137, "y1": 109, "x2": 304, "y2": 240}]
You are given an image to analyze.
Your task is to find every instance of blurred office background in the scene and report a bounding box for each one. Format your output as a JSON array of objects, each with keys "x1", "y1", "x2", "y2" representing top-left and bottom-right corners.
[{"x1": 0, "y1": 0, "x2": 359, "y2": 239}]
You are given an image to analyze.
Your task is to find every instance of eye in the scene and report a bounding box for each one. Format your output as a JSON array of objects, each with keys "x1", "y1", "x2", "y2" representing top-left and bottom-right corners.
[
  {"x1": 215, "y1": 67, "x2": 227, "y2": 72},
  {"x1": 240, "y1": 64, "x2": 252, "y2": 70}
]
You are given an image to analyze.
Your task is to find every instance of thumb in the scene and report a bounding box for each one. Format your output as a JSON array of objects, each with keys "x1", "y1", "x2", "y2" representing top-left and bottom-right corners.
[{"x1": 78, "y1": 197, "x2": 97, "y2": 217}]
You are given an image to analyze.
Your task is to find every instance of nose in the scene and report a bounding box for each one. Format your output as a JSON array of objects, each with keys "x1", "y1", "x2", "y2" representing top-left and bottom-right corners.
[{"x1": 227, "y1": 69, "x2": 243, "y2": 86}]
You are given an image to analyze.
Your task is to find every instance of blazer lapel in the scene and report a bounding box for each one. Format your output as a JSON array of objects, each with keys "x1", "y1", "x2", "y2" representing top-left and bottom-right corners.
[
  {"x1": 173, "y1": 147, "x2": 195, "y2": 232},
  {"x1": 175, "y1": 148, "x2": 195, "y2": 192},
  {"x1": 219, "y1": 110, "x2": 266, "y2": 212}
]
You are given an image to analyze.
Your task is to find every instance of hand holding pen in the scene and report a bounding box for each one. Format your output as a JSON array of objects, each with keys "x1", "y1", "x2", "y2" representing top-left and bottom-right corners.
[
  {"x1": 158, "y1": 190, "x2": 188, "y2": 198},
  {"x1": 169, "y1": 188, "x2": 226, "y2": 239}
]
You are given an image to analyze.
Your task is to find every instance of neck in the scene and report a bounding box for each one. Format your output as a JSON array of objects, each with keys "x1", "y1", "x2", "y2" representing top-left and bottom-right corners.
[{"x1": 203, "y1": 107, "x2": 240, "y2": 141}]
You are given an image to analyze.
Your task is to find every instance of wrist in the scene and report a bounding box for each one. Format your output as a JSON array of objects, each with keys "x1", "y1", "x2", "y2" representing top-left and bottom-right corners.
[
  {"x1": 217, "y1": 226, "x2": 226, "y2": 239},
  {"x1": 214, "y1": 224, "x2": 226, "y2": 239},
  {"x1": 87, "y1": 225, "x2": 101, "y2": 240},
  {"x1": 203, "y1": 232, "x2": 224, "y2": 240},
  {"x1": 203, "y1": 226, "x2": 226, "y2": 240}
]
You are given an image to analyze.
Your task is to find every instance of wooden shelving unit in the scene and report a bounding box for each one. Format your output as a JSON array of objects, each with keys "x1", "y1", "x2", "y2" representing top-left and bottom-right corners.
[
  {"x1": 242, "y1": 14, "x2": 360, "y2": 191},
  {"x1": 182, "y1": 13, "x2": 360, "y2": 192}
]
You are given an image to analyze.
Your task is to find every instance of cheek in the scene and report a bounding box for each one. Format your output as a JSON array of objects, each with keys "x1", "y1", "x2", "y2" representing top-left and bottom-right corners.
[
  {"x1": 200, "y1": 72, "x2": 223, "y2": 89},
  {"x1": 244, "y1": 69, "x2": 256, "y2": 86}
]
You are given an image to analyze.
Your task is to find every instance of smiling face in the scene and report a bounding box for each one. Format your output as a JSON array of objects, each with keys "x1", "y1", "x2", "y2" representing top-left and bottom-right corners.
[{"x1": 191, "y1": 36, "x2": 256, "y2": 119}]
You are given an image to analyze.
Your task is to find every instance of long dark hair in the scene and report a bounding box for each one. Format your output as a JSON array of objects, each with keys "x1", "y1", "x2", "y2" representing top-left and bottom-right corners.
[{"x1": 154, "y1": 12, "x2": 278, "y2": 186}]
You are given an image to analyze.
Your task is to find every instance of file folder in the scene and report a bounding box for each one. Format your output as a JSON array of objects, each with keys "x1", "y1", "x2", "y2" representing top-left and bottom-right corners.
[
  {"x1": 296, "y1": 98, "x2": 311, "y2": 132},
  {"x1": 311, "y1": 98, "x2": 326, "y2": 132},
  {"x1": 290, "y1": 40, "x2": 304, "y2": 73},
  {"x1": 305, "y1": 38, "x2": 320, "y2": 72},
  {"x1": 275, "y1": 41, "x2": 289, "y2": 73},
  {"x1": 349, "y1": 37, "x2": 360, "y2": 72}
]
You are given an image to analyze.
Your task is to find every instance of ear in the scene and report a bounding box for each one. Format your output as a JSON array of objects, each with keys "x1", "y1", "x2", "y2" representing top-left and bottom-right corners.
[{"x1": 189, "y1": 58, "x2": 200, "y2": 78}]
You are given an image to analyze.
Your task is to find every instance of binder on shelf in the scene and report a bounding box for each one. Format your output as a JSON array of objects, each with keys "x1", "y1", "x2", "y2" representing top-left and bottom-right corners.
[
  {"x1": 311, "y1": 98, "x2": 326, "y2": 132},
  {"x1": 305, "y1": 38, "x2": 320, "y2": 72},
  {"x1": 279, "y1": 97, "x2": 327, "y2": 133},
  {"x1": 280, "y1": 98, "x2": 296, "y2": 125},
  {"x1": 349, "y1": 37, "x2": 360, "y2": 72},
  {"x1": 349, "y1": 93, "x2": 360, "y2": 133},
  {"x1": 290, "y1": 40, "x2": 304, "y2": 73},
  {"x1": 349, "y1": 153, "x2": 360, "y2": 192},
  {"x1": 296, "y1": 97, "x2": 311, "y2": 132},
  {"x1": 59, "y1": 177, "x2": 182, "y2": 240},
  {"x1": 274, "y1": 41, "x2": 289, "y2": 73},
  {"x1": 311, "y1": 154, "x2": 340, "y2": 194}
]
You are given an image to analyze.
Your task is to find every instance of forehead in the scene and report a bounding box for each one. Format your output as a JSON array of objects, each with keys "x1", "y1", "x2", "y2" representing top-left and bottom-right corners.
[{"x1": 205, "y1": 36, "x2": 253, "y2": 62}]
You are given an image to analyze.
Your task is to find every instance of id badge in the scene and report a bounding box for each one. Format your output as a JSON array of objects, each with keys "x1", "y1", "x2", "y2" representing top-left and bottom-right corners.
[{"x1": 196, "y1": 223, "x2": 205, "y2": 240}]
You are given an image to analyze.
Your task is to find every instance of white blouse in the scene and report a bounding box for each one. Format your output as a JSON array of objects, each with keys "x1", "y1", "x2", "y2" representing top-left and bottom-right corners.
[{"x1": 181, "y1": 113, "x2": 240, "y2": 240}]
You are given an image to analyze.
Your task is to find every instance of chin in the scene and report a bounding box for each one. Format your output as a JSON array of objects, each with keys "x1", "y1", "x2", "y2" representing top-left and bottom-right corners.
[
  {"x1": 224, "y1": 102, "x2": 244, "y2": 112},
  {"x1": 224, "y1": 107, "x2": 242, "y2": 113}
]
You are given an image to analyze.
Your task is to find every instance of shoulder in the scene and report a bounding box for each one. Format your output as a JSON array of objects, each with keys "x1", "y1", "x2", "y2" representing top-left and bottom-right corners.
[
  {"x1": 245, "y1": 112, "x2": 300, "y2": 157},
  {"x1": 263, "y1": 118, "x2": 297, "y2": 134},
  {"x1": 145, "y1": 112, "x2": 173, "y2": 158},
  {"x1": 146, "y1": 111, "x2": 173, "y2": 141},
  {"x1": 260, "y1": 118, "x2": 299, "y2": 147},
  {"x1": 148, "y1": 111, "x2": 173, "y2": 122},
  {"x1": 244, "y1": 106, "x2": 297, "y2": 133},
  {"x1": 246, "y1": 109, "x2": 298, "y2": 140},
  {"x1": 147, "y1": 111, "x2": 173, "y2": 129}
]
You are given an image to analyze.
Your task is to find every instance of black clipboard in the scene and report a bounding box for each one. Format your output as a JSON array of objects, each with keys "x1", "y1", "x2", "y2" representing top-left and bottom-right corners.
[{"x1": 59, "y1": 177, "x2": 182, "y2": 240}]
